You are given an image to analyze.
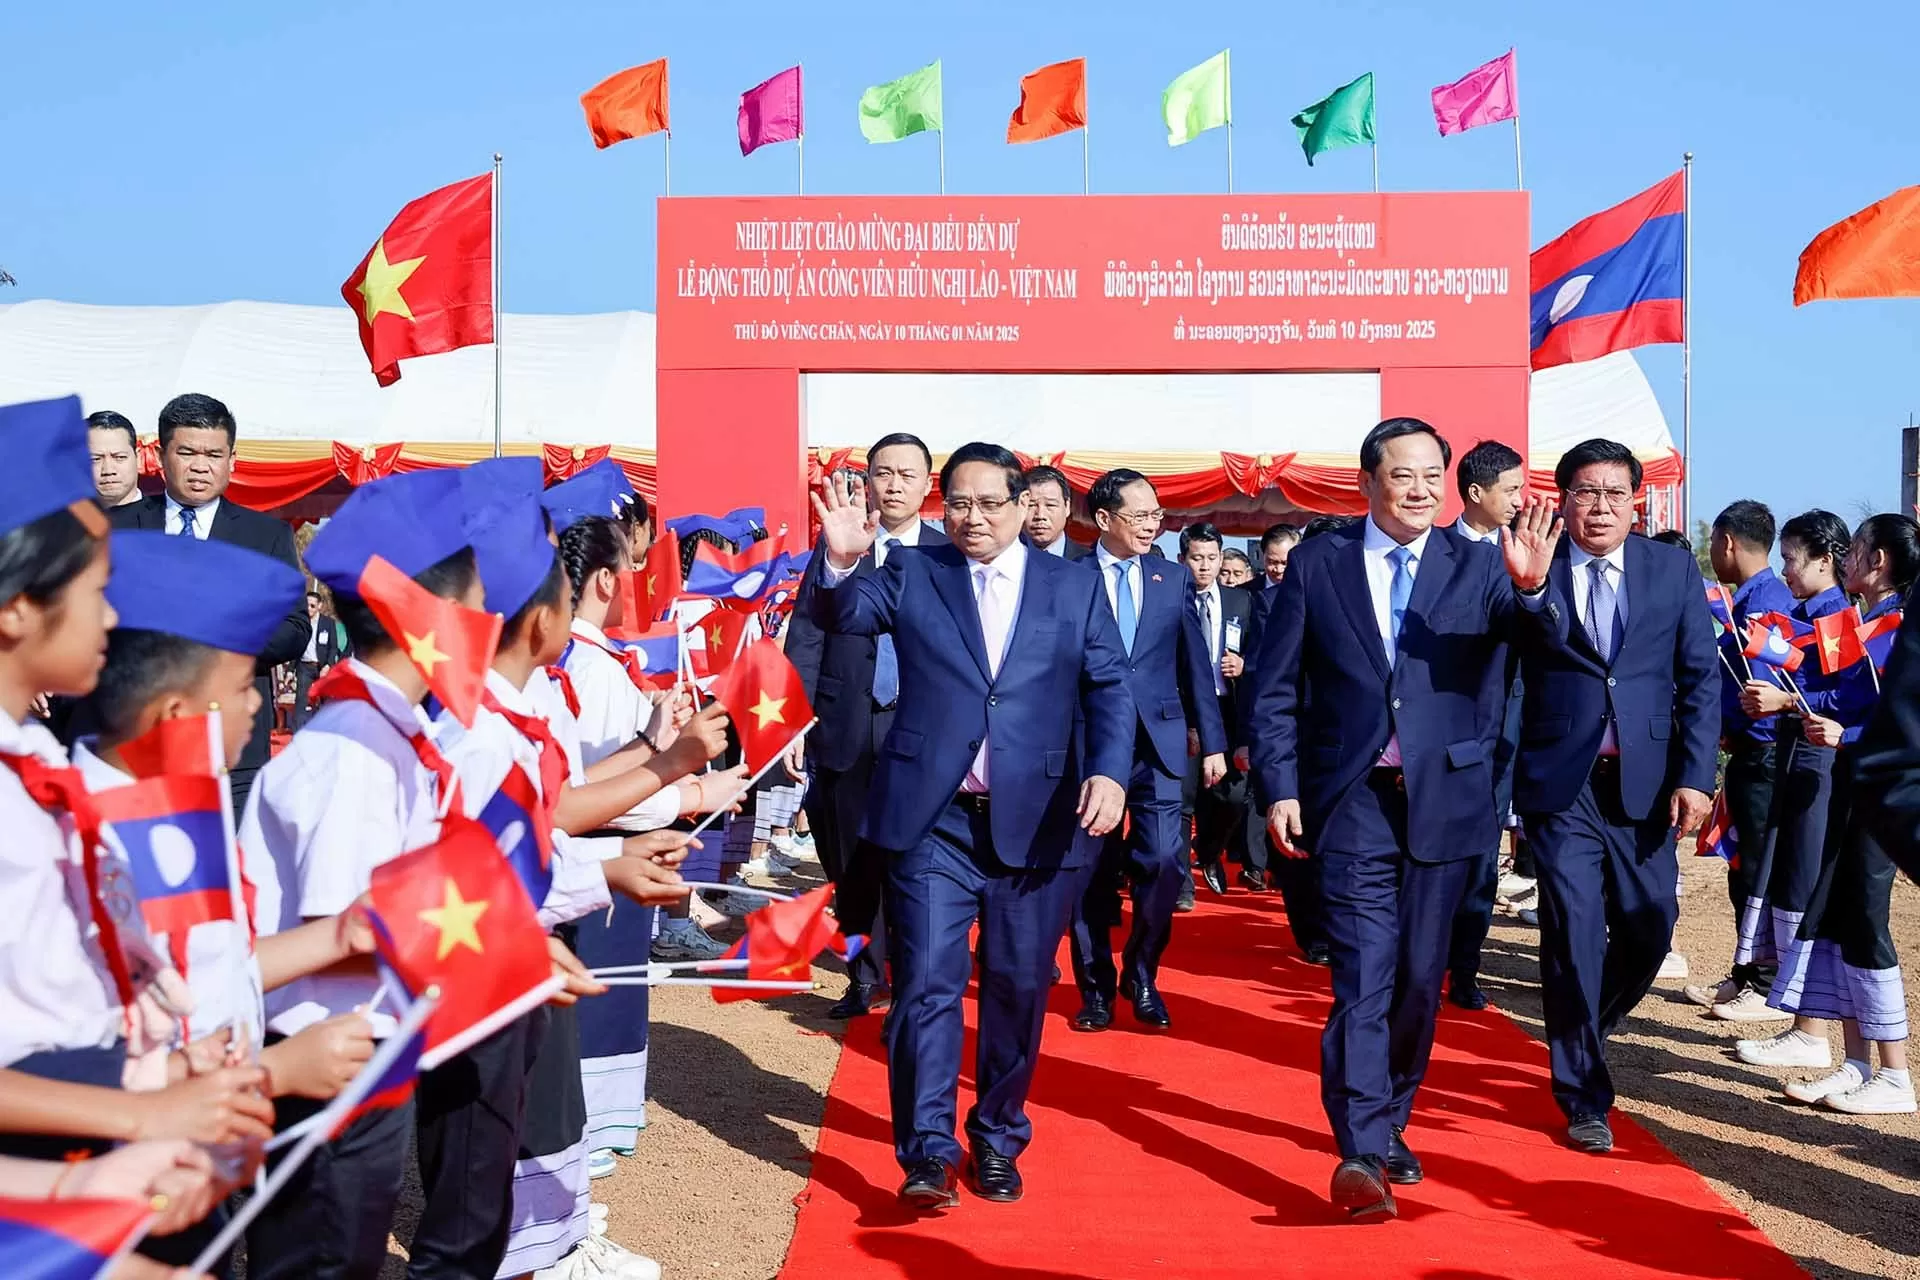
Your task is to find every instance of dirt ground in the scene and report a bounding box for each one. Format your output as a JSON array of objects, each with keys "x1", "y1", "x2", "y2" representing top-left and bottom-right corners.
[{"x1": 383, "y1": 851, "x2": 1919, "y2": 1280}]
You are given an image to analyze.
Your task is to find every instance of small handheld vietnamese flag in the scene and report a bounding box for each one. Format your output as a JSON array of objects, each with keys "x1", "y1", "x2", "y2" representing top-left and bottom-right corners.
[
  {"x1": 712, "y1": 885, "x2": 864, "y2": 1004},
  {"x1": 1744, "y1": 620, "x2": 1805, "y2": 674},
  {"x1": 364, "y1": 815, "x2": 562, "y2": 1068},
  {"x1": 632, "y1": 528, "x2": 681, "y2": 622},
  {"x1": 701, "y1": 607, "x2": 752, "y2": 675},
  {"x1": 0, "y1": 1196, "x2": 154, "y2": 1280},
  {"x1": 1811, "y1": 608, "x2": 1869, "y2": 675},
  {"x1": 358, "y1": 555, "x2": 501, "y2": 728},
  {"x1": 710, "y1": 638, "x2": 813, "y2": 773},
  {"x1": 341, "y1": 174, "x2": 493, "y2": 387}
]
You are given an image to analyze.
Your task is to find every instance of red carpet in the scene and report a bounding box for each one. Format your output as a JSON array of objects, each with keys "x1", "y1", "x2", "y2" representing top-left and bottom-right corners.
[{"x1": 780, "y1": 891, "x2": 1809, "y2": 1280}]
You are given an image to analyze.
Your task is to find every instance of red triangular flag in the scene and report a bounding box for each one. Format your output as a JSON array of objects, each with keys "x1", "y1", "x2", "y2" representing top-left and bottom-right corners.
[
  {"x1": 340, "y1": 175, "x2": 493, "y2": 387},
  {"x1": 709, "y1": 638, "x2": 813, "y2": 772},
  {"x1": 357, "y1": 555, "x2": 501, "y2": 727}
]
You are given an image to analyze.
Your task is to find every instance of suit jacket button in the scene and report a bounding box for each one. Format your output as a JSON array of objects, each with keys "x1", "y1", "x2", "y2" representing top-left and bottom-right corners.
[
  {"x1": 988, "y1": 695, "x2": 999, "y2": 706},
  {"x1": 1607, "y1": 677, "x2": 1617, "y2": 687},
  {"x1": 969, "y1": 739, "x2": 982, "y2": 751},
  {"x1": 1391, "y1": 697, "x2": 1402, "y2": 710}
]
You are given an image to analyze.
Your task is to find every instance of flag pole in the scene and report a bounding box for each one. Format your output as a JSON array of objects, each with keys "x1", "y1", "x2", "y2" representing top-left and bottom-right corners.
[
  {"x1": 797, "y1": 64, "x2": 805, "y2": 195},
  {"x1": 1082, "y1": 61, "x2": 1091, "y2": 195},
  {"x1": 1224, "y1": 52, "x2": 1235, "y2": 195},
  {"x1": 938, "y1": 128, "x2": 946, "y2": 195},
  {"x1": 1372, "y1": 143, "x2": 1379, "y2": 193},
  {"x1": 664, "y1": 130, "x2": 671, "y2": 196},
  {"x1": 1682, "y1": 150, "x2": 1694, "y2": 532},
  {"x1": 491, "y1": 152, "x2": 503, "y2": 459},
  {"x1": 1511, "y1": 50, "x2": 1525, "y2": 189}
]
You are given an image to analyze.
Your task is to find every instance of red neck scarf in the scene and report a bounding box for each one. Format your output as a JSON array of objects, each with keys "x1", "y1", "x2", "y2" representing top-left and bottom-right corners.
[{"x1": 309, "y1": 665, "x2": 463, "y2": 813}]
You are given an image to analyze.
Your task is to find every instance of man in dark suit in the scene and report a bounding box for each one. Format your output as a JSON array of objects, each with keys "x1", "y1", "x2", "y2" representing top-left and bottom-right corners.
[
  {"x1": 1248, "y1": 418, "x2": 1526, "y2": 1221},
  {"x1": 109, "y1": 393, "x2": 310, "y2": 813},
  {"x1": 805, "y1": 442, "x2": 1131, "y2": 1210},
  {"x1": 1067, "y1": 473, "x2": 1225, "y2": 1033},
  {"x1": 293, "y1": 589, "x2": 351, "y2": 728},
  {"x1": 785, "y1": 431, "x2": 950, "y2": 1019},
  {"x1": 1020, "y1": 464, "x2": 1092, "y2": 560},
  {"x1": 1179, "y1": 522, "x2": 1255, "y2": 898},
  {"x1": 1507, "y1": 438, "x2": 1717, "y2": 1153}
]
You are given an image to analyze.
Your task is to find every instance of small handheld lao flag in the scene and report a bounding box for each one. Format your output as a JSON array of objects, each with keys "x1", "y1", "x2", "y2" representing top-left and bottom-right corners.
[
  {"x1": 1704, "y1": 582, "x2": 1736, "y2": 631},
  {"x1": 685, "y1": 542, "x2": 791, "y2": 603},
  {"x1": 1696, "y1": 790, "x2": 1737, "y2": 867},
  {"x1": 1859, "y1": 610, "x2": 1902, "y2": 673},
  {"x1": 710, "y1": 638, "x2": 814, "y2": 773},
  {"x1": 476, "y1": 764, "x2": 554, "y2": 909},
  {"x1": 330, "y1": 978, "x2": 427, "y2": 1138},
  {"x1": 1743, "y1": 620, "x2": 1805, "y2": 674},
  {"x1": 0, "y1": 1196, "x2": 154, "y2": 1280}
]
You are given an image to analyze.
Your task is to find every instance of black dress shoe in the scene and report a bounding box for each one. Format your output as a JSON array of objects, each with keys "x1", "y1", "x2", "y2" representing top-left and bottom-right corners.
[
  {"x1": 1128, "y1": 979, "x2": 1171, "y2": 1030},
  {"x1": 1567, "y1": 1114, "x2": 1614, "y2": 1155},
  {"x1": 1201, "y1": 860, "x2": 1229, "y2": 896},
  {"x1": 1071, "y1": 993, "x2": 1113, "y2": 1032},
  {"x1": 1330, "y1": 1156, "x2": 1397, "y2": 1221},
  {"x1": 1238, "y1": 867, "x2": 1269, "y2": 892},
  {"x1": 1385, "y1": 1127, "x2": 1424, "y2": 1185},
  {"x1": 1448, "y1": 982, "x2": 1490, "y2": 1012},
  {"x1": 966, "y1": 1148, "x2": 1023, "y2": 1203},
  {"x1": 827, "y1": 982, "x2": 890, "y2": 1020},
  {"x1": 1304, "y1": 942, "x2": 1332, "y2": 967},
  {"x1": 899, "y1": 1158, "x2": 960, "y2": 1210}
]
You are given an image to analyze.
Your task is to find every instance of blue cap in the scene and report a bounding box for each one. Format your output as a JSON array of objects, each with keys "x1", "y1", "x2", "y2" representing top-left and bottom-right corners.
[
  {"x1": 305, "y1": 469, "x2": 471, "y2": 597},
  {"x1": 0, "y1": 397, "x2": 96, "y2": 538},
  {"x1": 107, "y1": 530, "x2": 307, "y2": 655},
  {"x1": 460, "y1": 458, "x2": 555, "y2": 619},
  {"x1": 540, "y1": 459, "x2": 636, "y2": 534}
]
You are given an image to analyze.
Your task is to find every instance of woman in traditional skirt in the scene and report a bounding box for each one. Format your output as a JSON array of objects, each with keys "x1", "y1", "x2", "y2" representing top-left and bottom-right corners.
[
  {"x1": 1727, "y1": 511, "x2": 1852, "y2": 1032},
  {"x1": 1741, "y1": 514, "x2": 1916, "y2": 1113}
]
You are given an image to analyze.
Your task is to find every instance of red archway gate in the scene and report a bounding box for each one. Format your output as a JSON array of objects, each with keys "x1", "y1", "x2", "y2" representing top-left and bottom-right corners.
[{"x1": 656, "y1": 193, "x2": 1530, "y2": 547}]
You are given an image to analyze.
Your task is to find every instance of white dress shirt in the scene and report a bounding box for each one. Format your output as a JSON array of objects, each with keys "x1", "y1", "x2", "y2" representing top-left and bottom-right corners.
[
  {"x1": 1453, "y1": 516, "x2": 1502, "y2": 545},
  {"x1": 559, "y1": 619, "x2": 681, "y2": 831},
  {"x1": 1362, "y1": 517, "x2": 1434, "y2": 768},
  {"x1": 1093, "y1": 543, "x2": 1144, "y2": 620},
  {"x1": 165, "y1": 493, "x2": 221, "y2": 539},
  {"x1": 963, "y1": 539, "x2": 1028, "y2": 792},
  {"x1": 1569, "y1": 540, "x2": 1629, "y2": 755},
  {"x1": 1193, "y1": 581, "x2": 1227, "y2": 697},
  {"x1": 872, "y1": 518, "x2": 924, "y2": 567}
]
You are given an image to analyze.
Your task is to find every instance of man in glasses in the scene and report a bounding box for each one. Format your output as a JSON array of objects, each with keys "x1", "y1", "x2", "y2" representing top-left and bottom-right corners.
[
  {"x1": 806, "y1": 441, "x2": 1131, "y2": 1210},
  {"x1": 1504, "y1": 437, "x2": 1716, "y2": 1156},
  {"x1": 1067, "y1": 470, "x2": 1226, "y2": 1034}
]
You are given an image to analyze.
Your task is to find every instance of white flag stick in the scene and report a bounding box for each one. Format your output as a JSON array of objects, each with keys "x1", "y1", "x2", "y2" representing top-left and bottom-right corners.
[
  {"x1": 684, "y1": 719, "x2": 816, "y2": 840},
  {"x1": 591, "y1": 958, "x2": 747, "y2": 978},
  {"x1": 678, "y1": 880, "x2": 795, "y2": 902},
  {"x1": 597, "y1": 975, "x2": 813, "y2": 991},
  {"x1": 190, "y1": 988, "x2": 440, "y2": 1274}
]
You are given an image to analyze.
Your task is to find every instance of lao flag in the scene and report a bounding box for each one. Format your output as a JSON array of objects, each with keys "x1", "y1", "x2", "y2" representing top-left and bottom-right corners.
[
  {"x1": 1530, "y1": 171, "x2": 1685, "y2": 370},
  {"x1": 476, "y1": 764, "x2": 553, "y2": 908},
  {"x1": 331, "y1": 977, "x2": 426, "y2": 1137},
  {"x1": 1696, "y1": 790, "x2": 1737, "y2": 866},
  {"x1": 0, "y1": 1196, "x2": 153, "y2": 1280},
  {"x1": 685, "y1": 541, "x2": 791, "y2": 603},
  {"x1": 1860, "y1": 610, "x2": 1902, "y2": 672},
  {"x1": 665, "y1": 507, "x2": 766, "y2": 547},
  {"x1": 712, "y1": 885, "x2": 865, "y2": 1004},
  {"x1": 1704, "y1": 582, "x2": 1736, "y2": 631},
  {"x1": 1744, "y1": 620, "x2": 1805, "y2": 674},
  {"x1": 607, "y1": 619, "x2": 682, "y2": 679}
]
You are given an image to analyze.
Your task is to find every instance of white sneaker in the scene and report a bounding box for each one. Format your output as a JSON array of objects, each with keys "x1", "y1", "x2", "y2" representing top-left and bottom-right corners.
[
  {"x1": 587, "y1": 1149, "x2": 618, "y2": 1180},
  {"x1": 1658, "y1": 952, "x2": 1690, "y2": 981},
  {"x1": 687, "y1": 892, "x2": 726, "y2": 929},
  {"x1": 1495, "y1": 872, "x2": 1537, "y2": 903},
  {"x1": 1784, "y1": 1062, "x2": 1866, "y2": 1105},
  {"x1": 651, "y1": 923, "x2": 729, "y2": 962},
  {"x1": 1713, "y1": 989, "x2": 1794, "y2": 1023},
  {"x1": 582, "y1": 1221, "x2": 663, "y2": 1280},
  {"x1": 1683, "y1": 976, "x2": 1741, "y2": 1010},
  {"x1": 1736, "y1": 1029, "x2": 1831, "y2": 1068},
  {"x1": 740, "y1": 854, "x2": 771, "y2": 877},
  {"x1": 1826, "y1": 1070, "x2": 1919, "y2": 1115}
]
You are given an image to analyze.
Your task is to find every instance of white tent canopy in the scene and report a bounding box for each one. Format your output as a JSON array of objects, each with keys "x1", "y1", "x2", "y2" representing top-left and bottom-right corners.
[{"x1": 0, "y1": 299, "x2": 1673, "y2": 466}]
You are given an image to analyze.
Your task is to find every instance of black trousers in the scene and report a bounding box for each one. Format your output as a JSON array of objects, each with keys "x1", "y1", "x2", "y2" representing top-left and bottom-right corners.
[
  {"x1": 806, "y1": 755, "x2": 889, "y2": 989},
  {"x1": 409, "y1": 1017, "x2": 534, "y2": 1279},
  {"x1": 1447, "y1": 844, "x2": 1500, "y2": 988},
  {"x1": 1249, "y1": 805, "x2": 1324, "y2": 949},
  {"x1": 245, "y1": 1092, "x2": 414, "y2": 1280},
  {"x1": 1724, "y1": 741, "x2": 1779, "y2": 990}
]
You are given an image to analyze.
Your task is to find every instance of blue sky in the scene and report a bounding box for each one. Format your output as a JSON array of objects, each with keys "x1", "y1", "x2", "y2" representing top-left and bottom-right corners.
[{"x1": 5, "y1": 0, "x2": 1917, "y2": 529}]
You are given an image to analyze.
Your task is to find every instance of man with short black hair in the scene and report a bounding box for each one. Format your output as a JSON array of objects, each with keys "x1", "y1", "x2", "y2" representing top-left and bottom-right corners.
[
  {"x1": 1684, "y1": 498, "x2": 1799, "y2": 1013},
  {"x1": 1022, "y1": 465, "x2": 1089, "y2": 559},
  {"x1": 1260, "y1": 523, "x2": 1302, "y2": 586},
  {"x1": 785, "y1": 432, "x2": 949, "y2": 1019},
  {"x1": 109, "y1": 392, "x2": 310, "y2": 812},
  {"x1": 86, "y1": 410, "x2": 143, "y2": 507},
  {"x1": 1179, "y1": 522, "x2": 1254, "y2": 897}
]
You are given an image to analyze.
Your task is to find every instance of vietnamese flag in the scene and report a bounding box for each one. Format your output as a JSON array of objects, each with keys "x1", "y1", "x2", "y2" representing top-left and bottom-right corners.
[
  {"x1": 713, "y1": 885, "x2": 863, "y2": 1004},
  {"x1": 358, "y1": 555, "x2": 501, "y2": 728},
  {"x1": 341, "y1": 174, "x2": 493, "y2": 387},
  {"x1": 709, "y1": 637, "x2": 813, "y2": 772},
  {"x1": 1811, "y1": 608, "x2": 1868, "y2": 675},
  {"x1": 581, "y1": 59, "x2": 669, "y2": 149},
  {"x1": 1006, "y1": 58, "x2": 1087, "y2": 144},
  {"x1": 701, "y1": 607, "x2": 752, "y2": 675},
  {"x1": 364, "y1": 815, "x2": 561, "y2": 1068},
  {"x1": 632, "y1": 528, "x2": 681, "y2": 622}
]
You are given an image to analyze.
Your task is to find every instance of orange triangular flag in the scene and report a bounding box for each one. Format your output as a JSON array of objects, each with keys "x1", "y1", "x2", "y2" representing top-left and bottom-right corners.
[
  {"x1": 1007, "y1": 58, "x2": 1087, "y2": 144},
  {"x1": 581, "y1": 59, "x2": 669, "y2": 149},
  {"x1": 1794, "y1": 185, "x2": 1920, "y2": 305}
]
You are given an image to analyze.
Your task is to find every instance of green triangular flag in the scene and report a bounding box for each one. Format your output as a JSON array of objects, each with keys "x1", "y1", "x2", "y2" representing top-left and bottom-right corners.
[
  {"x1": 860, "y1": 61, "x2": 943, "y2": 143},
  {"x1": 1162, "y1": 51, "x2": 1230, "y2": 146},
  {"x1": 1292, "y1": 72, "x2": 1375, "y2": 165}
]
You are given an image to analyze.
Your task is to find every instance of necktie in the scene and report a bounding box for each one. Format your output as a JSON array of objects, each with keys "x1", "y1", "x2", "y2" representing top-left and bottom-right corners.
[
  {"x1": 176, "y1": 506, "x2": 198, "y2": 538},
  {"x1": 1197, "y1": 591, "x2": 1216, "y2": 663},
  {"x1": 1387, "y1": 546, "x2": 1415, "y2": 649},
  {"x1": 1113, "y1": 559, "x2": 1138, "y2": 653},
  {"x1": 1588, "y1": 560, "x2": 1619, "y2": 663},
  {"x1": 872, "y1": 534, "x2": 899, "y2": 707},
  {"x1": 975, "y1": 564, "x2": 1013, "y2": 677}
]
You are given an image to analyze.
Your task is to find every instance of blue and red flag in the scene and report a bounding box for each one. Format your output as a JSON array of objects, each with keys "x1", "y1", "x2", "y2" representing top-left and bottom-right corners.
[
  {"x1": 476, "y1": 764, "x2": 554, "y2": 908},
  {"x1": 1704, "y1": 582, "x2": 1736, "y2": 630},
  {"x1": 1530, "y1": 171, "x2": 1685, "y2": 370},
  {"x1": 1744, "y1": 619, "x2": 1806, "y2": 674},
  {"x1": 1696, "y1": 790, "x2": 1736, "y2": 867},
  {"x1": 684, "y1": 541, "x2": 794, "y2": 603},
  {"x1": 331, "y1": 973, "x2": 426, "y2": 1137},
  {"x1": 0, "y1": 1196, "x2": 153, "y2": 1280},
  {"x1": 1860, "y1": 610, "x2": 1902, "y2": 672},
  {"x1": 665, "y1": 507, "x2": 766, "y2": 548}
]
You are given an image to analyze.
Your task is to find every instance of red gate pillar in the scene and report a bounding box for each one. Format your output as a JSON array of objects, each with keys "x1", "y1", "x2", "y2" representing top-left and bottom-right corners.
[
  {"x1": 1381, "y1": 366, "x2": 1530, "y2": 527},
  {"x1": 656, "y1": 367, "x2": 808, "y2": 552}
]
